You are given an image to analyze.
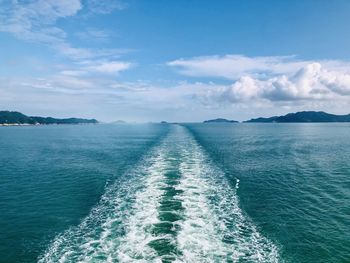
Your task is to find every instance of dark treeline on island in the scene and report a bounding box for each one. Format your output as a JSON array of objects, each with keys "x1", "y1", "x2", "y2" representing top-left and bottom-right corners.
[
  {"x1": 203, "y1": 111, "x2": 350, "y2": 123},
  {"x1": 0, "y1": 111, "x2": 98, "y2": 125},
  {"x1": 203, "y1": 118, "x2": 239, "y2": 123},
  {"x1": 245, "y1": 111, "x2": 350, "y2": 123}
]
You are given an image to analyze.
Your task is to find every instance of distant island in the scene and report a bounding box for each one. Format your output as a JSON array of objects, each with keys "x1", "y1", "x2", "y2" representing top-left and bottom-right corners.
[
  {"x1": 245, "y1": 111, "x2": 350, "y2": 123},
  {"x1": 0, "y1": 111, "x2": 98, "y2": 125},
  {"x1": 204, "y1": 118, "x2": 239, "y2": 123},
  {"x1": 112, "y1": 120, "x2": 127, "y2": 124}
]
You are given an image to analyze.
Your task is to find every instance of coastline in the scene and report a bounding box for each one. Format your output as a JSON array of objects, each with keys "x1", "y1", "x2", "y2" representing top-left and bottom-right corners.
[{"x1": 0, "y1": 123, "x2": 98, "y2": 126}]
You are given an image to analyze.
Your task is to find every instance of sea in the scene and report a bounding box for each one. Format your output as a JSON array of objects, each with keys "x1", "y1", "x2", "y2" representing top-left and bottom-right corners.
[{"x1": 0, "y1": 123, "x2": 349, "y2": 263}]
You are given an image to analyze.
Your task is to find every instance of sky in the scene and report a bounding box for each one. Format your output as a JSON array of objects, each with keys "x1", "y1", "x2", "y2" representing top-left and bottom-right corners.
[{"x1": 1, "y1": 0, "x2": 350, "y2": 122}]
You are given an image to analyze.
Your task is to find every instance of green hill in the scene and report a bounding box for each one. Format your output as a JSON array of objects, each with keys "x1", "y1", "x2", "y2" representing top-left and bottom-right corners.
[
  {"x1": 245, "y1": 111, "x2": 350, "y2": 123},
  {"x1": 0, "y1": 111, "x2": 98, "y2": 125}
]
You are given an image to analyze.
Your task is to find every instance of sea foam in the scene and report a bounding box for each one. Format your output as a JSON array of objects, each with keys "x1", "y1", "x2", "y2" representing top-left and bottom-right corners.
[{"x1": 38, "y1": 125, "x2": 281, "y2": 263}]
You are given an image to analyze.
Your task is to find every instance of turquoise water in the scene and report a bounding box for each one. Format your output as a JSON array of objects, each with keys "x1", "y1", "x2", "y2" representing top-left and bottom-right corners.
[
  {"x1": 0, "y1": 124, "x2": 169, "y2": 263},
  {"x1": 186, "y1": 123, "x2": 350, "y2": 263},
  {"x1": 0, "y1": 124, "x2": 349, "y2": 262}
]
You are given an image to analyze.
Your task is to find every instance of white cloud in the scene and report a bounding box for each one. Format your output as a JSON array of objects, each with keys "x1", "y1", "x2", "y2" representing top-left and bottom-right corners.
[
  {"x1": 0, "y1": 0, "x2": 127, "y2": 61},
  {"x1": 57, "y1": 60, "x2": 133, "y2": 78},
  {"x1": 30, "y1": 0, "x2": 82, "y2": 20},
  {"x1": 319, "y1": 69, "x2": 350, "y2": 96},
  {"x1": 87, "y1": 61, "x2": 132, "y2": 74},
  {"x1": 60, "y1": 70, "x2": 86, "y2": 76},
  {"x1": 0, "y1": 0, "x2": 82, "y2": 37},
  {"x1": 199, "y1": 63, "x2": 350, "y2": 104},
  {"x1": 167, "y1": 54, "x2": 350, "y2": 107},
  {"x1": 168, "y1": 55, "x2": 310, "y2": 79},
  {"x1": 168, "y1": 54, "x2": 350, "y2": 80}
]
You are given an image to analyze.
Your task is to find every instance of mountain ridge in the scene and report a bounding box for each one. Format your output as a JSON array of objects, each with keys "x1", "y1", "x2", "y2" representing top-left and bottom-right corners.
[
  {"x1": 0, "y1": 111, "x2": 98, "y2": 125},
  {"x1": 244, "y1": 111, "x2": 350, "y2": 123}
]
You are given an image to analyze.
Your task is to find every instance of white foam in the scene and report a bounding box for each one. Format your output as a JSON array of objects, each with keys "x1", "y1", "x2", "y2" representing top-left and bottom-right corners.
[
  {"x1": 38, "y1": 149, "x2": 160, "y2": 262},
  {"x1": 117, "y1": 149, "x2": 169, "y2": 261},
  {"x1": 174, "y1": 129, "x2": 280, "y2": 262},
  {"x1": 38, "y1": 125, "x2": 281, "y2": 263}
]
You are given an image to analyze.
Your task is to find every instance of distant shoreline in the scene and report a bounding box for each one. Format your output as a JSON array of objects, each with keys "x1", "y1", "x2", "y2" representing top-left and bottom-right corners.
[
  {"x1": 207, "y1": 111, "x2": 350, "y2": 123},
  {"x1": 0, "y1": 123, "x2": 98, "y2": 126},
  {"x1": 0, "y1": 111, "x2": 98, "y2": 125}
]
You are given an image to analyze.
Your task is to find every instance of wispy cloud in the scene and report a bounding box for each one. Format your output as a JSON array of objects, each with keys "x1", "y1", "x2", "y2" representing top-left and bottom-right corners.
[
  {"x1": 86, "y1": 61, "x2": 133, "y2": 74},
  {"x1": 0, "y1": 0, "x2": 81, "y2": 42},
  {"x1": 168, "y1": 55, "x2": 308, "y2": 79},
  {"x1": 87, "y1": 0, "x2": 126, "y2": 14},
  {"x1": 0, "y1": 0, "x2": 135, "y2": 121},
  {"x1": 168, "y1": 55, "x2": 350, "y2": 80},
  {"x1": 76, "y1": 28, "x2": 111, "y2": 43},
  {"x1": 58, "y1": 60, "x2": 133, "y2": 78},
  {"x1": 0, "y1": 0, "x2": 129, "y2": 61}
]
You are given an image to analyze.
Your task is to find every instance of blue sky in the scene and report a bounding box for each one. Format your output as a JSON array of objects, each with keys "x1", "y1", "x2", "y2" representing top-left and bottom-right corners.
[{"x1": 1, "y1": 0, "x2": 350, "y2": 122}]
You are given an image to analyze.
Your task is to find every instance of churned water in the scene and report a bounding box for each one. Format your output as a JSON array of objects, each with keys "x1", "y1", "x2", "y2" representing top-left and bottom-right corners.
[{"x1": 0, "y1": 123, "x2": 349, "y2": 262}]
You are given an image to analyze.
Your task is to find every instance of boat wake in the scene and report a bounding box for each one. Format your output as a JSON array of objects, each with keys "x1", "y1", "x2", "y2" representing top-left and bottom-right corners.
[{"x1": 38, "y1": 125, "x2": 280, "y2": 263}]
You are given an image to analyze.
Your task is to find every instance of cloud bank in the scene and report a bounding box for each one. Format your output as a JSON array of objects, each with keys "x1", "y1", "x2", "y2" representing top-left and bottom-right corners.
[{"x1": 168, "y1": 55, "x2": 350, "y2": 105}]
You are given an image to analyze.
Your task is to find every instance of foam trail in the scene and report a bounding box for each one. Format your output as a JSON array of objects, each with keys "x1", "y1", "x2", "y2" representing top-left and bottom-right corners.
[
  {"x1": 175, "y1": 130, "x2": 280, "y2": 262},
  {"x1": 38, "y1": 148, "x2": 164, "y2": 262},
  {"x1": 38, "y1": 125, "x2": 281, "y2": 263},
  {"x1": 117, "y1": 148, "x2": 170, "y2": 261}
]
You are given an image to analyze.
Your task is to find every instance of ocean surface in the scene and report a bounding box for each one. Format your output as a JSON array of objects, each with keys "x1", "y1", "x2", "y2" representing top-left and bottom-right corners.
[{"x1": 0, "y1": 123, "x2": 349, "y2": 262}]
